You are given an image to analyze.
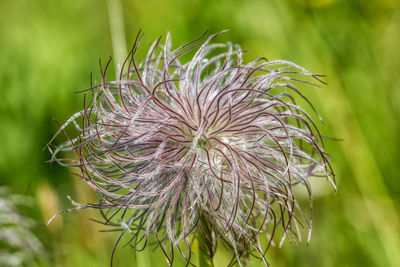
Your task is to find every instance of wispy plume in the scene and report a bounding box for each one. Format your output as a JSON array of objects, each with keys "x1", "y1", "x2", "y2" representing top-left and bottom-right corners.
[
  {"x1": 47, "y1": 31, "x2": 335, "y2": 266},
  {"x1": 0, "y1": 187, "x2": 45, "y2": 266}
]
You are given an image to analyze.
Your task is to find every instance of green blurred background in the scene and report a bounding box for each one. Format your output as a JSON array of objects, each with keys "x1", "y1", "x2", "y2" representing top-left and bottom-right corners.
[{"x1": 0, "y1": 0, "x2": 399, "y2": 266}]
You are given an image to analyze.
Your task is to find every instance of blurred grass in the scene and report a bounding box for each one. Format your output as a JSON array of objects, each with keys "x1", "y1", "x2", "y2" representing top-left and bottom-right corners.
[{"x1": 0, "y1": 0, "x2": 399, "y2": 266}]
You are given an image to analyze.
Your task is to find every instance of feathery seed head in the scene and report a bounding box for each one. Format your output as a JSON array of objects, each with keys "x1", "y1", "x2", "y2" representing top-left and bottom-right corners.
[{"x1": 48, "y1": 32, "x2": 335, "y2": 266}]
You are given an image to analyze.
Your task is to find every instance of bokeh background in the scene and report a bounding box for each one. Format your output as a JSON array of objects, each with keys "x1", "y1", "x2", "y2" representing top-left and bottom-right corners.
[{"x1": 1, "y1": 0, "x2": 399, "y2": 266}]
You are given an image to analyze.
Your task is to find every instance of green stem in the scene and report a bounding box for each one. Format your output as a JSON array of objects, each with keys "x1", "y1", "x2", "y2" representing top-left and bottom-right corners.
[
  {"x1": 106, "y1": 0, "x2": 127, "y2": 78},
  {"x1": 198, "y1": 249, "x2": 213, "y2": 267},
  {"x1": 196, "y1": 215, "x2": 214, "y2": 267}
]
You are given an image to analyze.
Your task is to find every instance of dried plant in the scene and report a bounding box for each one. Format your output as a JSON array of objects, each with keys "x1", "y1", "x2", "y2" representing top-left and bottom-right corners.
[{"x1": 47, "y1": 32, "x2": 335, "y2": 266}]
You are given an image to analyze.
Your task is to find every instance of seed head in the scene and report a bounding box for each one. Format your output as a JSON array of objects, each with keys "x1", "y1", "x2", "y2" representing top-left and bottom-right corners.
[
  {"x1": 0, "y1": 187, "x2": 45, "y2": 266},
  {"x1": 48, "y1": 32, "x2": 335, "y2": 266}
]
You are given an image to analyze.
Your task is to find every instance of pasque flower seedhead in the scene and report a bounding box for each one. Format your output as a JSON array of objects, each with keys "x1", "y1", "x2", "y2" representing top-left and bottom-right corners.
[{"x1": 48, "y1": 32, "x2": 335, "y2": 266}]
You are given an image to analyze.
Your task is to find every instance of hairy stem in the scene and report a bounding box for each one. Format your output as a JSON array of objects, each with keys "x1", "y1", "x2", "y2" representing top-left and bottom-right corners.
[
  {"x1": 197, "y1": 214, "x2": 214, "y2": 267},
  {"x1": 198, "y1": 249, "x2": 213, "y2": 267}
]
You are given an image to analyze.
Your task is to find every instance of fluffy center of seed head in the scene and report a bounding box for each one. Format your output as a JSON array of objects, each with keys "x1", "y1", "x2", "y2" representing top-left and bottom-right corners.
[
  {"x1": 187, "y1": 117, "x2": 207, "y2": 150},
  {"x1": 196, "y1": 137, "x2": 208, "y2": 149}
]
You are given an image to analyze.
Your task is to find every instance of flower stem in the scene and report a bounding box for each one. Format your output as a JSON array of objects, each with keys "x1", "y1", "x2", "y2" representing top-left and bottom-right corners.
[
  {"x1": 196, "y1": 214, "x2": 214, "y2": 267},
  {"x1": 198, "y1": 249, "x2": 213, "y2": 267}
]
